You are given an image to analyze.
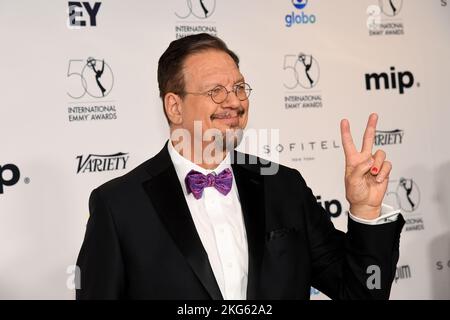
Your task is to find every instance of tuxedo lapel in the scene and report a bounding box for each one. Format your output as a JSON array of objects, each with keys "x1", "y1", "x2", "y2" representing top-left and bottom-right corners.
[
  {"x1": 232, "y1": 152, "x2": 266, "y2": 300},
  {"x1": 142, "y1": 143, "x2": 223, "y2": 300}
]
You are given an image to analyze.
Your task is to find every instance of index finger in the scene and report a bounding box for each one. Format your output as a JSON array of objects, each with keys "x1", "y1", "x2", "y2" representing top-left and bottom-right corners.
[
  {"x1": 340, "y1": 118, "x2": 357, "y2": 160},
  {"x1": 361, "y1": 113, "x2": 378, "y2": 154}
]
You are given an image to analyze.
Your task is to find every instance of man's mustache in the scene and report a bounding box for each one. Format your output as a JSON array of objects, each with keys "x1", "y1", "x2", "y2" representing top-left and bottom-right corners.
[{"x1": 210, "y1": 108, "x2": 245, "y2": 120}]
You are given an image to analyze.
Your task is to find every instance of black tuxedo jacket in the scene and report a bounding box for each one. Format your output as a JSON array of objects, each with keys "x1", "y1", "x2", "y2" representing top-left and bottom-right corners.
[{"x1": 76, "y1": 142, "x2": 404, "y2": 300}]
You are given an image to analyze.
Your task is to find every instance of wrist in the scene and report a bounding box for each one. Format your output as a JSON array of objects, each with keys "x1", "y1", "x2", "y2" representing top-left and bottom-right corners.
[{"x1": 349, "y1": 204, "x2": 381, "y2": 220}]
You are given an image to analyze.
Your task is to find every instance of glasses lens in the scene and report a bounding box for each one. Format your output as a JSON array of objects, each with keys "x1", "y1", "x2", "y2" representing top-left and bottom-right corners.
[
  {"x1": 210, "y1": 84, "x2": 252, "y2": 103},
  {"x1": 211, "y1": 86, "x2": 227, "y2": 104},
  {"x1": 236, "y1": 83, "x2": 251, "y2": 101}
]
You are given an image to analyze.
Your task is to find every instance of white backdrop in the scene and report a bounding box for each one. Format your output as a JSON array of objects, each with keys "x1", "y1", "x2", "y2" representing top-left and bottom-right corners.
[{"x1": 0, "y1": 0, "x2": 449, "y2": 299}]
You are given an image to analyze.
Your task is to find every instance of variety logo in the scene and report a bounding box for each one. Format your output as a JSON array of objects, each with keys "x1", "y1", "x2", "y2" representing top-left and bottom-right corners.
[
  {"x1": 365, "y1": 67, "x2": 418, "y2": 94},
  {"x1": 285, "y1": 0, "x2": 316, "y2": 27},
  {"x1": 66, "y1": 57, "x2": 117, "y2": 122},
  {"x1": 442, "y1": 0, "x2": 448, "y2": 7},
  {"x1": 174, "y1": 0, "x2": 217, "y2": 38},
  {"x1": 0, "y1": 164, "x2": 20, "y2": 194},
  {"x1": 68, "y1": 2, "x2": 101, "y2": 28},
  {"x1": 375, "y1": 129, "x2": 404, "y2": 146},
  {"x1": 76, "y1": 153, "x2": 129, "y2": 174},
  {"x1": 283, "y1": 53, "x2": 323, "y2": 110}
]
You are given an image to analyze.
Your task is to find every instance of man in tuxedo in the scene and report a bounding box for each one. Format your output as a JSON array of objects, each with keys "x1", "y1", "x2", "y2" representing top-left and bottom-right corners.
[{"x1": 76, "y1": 33, "x2": 404, "y2": 300}]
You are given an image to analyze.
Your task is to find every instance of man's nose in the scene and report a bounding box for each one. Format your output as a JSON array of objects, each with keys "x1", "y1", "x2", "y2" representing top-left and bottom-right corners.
[{"x1": 221, "y1": 88, "x2": 241, "y2": 109}]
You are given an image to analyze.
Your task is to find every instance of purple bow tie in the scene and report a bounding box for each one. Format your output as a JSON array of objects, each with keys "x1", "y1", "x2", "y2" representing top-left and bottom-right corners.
[{"x1": 185, "y1": 168, "x2": 233, "y2": 200}]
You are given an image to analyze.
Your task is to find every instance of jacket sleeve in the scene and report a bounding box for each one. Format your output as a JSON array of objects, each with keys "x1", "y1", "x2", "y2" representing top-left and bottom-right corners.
[
  {"x1": 75, "y1": 188, "x2": 125, "y2": 299},
  {"x1": 292, "y1": 169, "x2": 405, "y2": 300}
]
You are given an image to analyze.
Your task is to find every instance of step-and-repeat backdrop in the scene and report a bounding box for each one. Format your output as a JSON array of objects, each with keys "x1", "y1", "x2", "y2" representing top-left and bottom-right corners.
[{"x1": 0, "y1": 0, "x2": 449, "y2": 299}]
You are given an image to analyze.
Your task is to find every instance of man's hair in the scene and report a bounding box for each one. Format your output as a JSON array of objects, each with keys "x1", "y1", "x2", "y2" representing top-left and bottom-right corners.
[{"x1": 157, "y1": 33, "x2": 240, "y2": 124}]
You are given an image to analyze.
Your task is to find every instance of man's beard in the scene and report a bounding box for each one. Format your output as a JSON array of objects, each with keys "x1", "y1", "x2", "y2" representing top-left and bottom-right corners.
[
  {"x1": 210, "y1": 107, "x2": 245, "y2": 152},
  {"x1": 197, "y1": 127, "x2": 244, "y2": 167},
  {"x1": 217, "y1": 127, "x2": 244, "y2": 152}
]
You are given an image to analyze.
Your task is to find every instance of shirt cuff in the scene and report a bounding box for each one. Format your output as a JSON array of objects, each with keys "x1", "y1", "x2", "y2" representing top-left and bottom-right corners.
[{"x1": 348, "y1": 203, "x2": 401, "y2": 225}]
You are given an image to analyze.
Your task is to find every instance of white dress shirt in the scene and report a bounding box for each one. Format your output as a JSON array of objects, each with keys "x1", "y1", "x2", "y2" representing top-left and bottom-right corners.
[
  {"x1": 349, "y1": 204, "x2": 400, "y2": 225},
  {"x1": 168, "y1": 141, "x2": 249, "y2": 300},
  {"x1": 167, "y1": 141, "x2": 400, "y2": 299}
]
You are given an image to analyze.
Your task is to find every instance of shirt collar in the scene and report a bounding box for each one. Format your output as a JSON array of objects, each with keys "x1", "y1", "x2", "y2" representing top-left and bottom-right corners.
[{"x1": 167, "y1": 140, "x2": 233, "y2": 194}]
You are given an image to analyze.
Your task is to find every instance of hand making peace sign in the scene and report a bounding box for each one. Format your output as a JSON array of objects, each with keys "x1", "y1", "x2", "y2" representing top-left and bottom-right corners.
[{"x1": 340, "y1": 113, "x2": 392, "y2": 220}]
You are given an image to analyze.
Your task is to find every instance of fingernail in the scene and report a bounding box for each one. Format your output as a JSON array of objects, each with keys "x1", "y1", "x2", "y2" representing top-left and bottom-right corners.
[
  {"x1": 371, "y1": 167, "x2": 378, "y2": 174},
  {"x1": 376, "y1": 176, "x2": 383, "y2": 183},
  {"x1": 368, "y1": 158, "x2": 374, "y2": 166}
]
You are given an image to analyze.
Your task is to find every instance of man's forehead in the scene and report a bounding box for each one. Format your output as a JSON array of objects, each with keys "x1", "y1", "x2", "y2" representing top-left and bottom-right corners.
[
  {"x1": 183, "y1": 50, "x2": 243, "y2": 87},
  {"x1": 184, "y1": 51, "x2": 238, "y2": 70}
]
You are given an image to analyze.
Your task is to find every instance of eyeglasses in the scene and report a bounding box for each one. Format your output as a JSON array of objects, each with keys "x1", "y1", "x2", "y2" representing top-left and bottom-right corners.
[{"x1": 183, "y1": 83, "x2": 252, "y2": 104}]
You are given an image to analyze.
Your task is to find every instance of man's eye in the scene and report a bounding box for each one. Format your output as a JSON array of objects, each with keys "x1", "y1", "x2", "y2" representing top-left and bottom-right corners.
[
  {"x1": 235, "y1": 83, "x2": 246, "y2": 91},
  {"x1": 211, "y1": 87, "x2": 223, "y2": 95}
]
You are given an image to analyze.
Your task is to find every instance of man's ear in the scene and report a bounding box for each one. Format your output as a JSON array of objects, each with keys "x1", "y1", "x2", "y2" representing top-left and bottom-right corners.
[{"x1": 164, "y1": 92, "x2": 183, "y2": 125}]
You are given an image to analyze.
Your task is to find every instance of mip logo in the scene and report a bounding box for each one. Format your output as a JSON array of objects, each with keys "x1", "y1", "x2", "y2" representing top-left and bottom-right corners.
[
  {"x1": 379, "y1": 0, "x2": 403, "y2": 17},
  {"x1": 176, "y1": 0, "x2": 216, "y2": 19},
  {"x1": 67, "y1": 57, "x2": 114, "y2": 99},
  {"x1": 285, "y1": 0, "x2": 316, "y2": 27},
  {"x1": 385, "y1": 178, "x2": 420, "y2": 213},
  {"x1": 365, "y1": 66, "x2": 416, "y2": 94},
  {"x1": 283, "y1": 53, "x2": 320, "y2": 89},
  {"x1": 292, "y1": 0, "x2": 308, "y2": 9},
  {"x1": 0, "y1": 164, "x2": 20, "y2": 194},
  {"x1": 316, "y1": 195, "x2": 344, "y2": 219},
  {"x1": 68, "y1": 2, "x2": 101, "y2": 28}
]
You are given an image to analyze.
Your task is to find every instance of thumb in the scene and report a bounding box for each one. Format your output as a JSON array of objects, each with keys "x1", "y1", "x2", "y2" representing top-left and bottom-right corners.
[{"x1": 352, "y1": 157, "x2": 374, "y2": 179}]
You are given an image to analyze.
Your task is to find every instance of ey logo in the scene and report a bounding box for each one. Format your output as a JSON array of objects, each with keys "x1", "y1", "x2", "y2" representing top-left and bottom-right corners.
[{"x1": 68, "y1": 2, "x2": 102, "y2": 28}]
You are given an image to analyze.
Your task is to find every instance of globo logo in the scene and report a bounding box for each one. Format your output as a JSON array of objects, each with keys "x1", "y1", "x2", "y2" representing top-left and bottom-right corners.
[
  {"x1": 292, "y1": 0, "x2": 308, "y2": 10},
  {"x1": 285, "y1": 12, "x2": 316, "y2": 27},
  {"x1": 285, "y1": 0, "x2": 316, "y2": 27}
]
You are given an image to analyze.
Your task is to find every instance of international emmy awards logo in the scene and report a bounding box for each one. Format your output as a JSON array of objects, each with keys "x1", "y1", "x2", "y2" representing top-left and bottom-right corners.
[
  {"x1": 175, "y1": 0, "x2": 216, "y2": 19},
  {"x1": 283, "y1": 53, "x2": 320, "y2": 89}
]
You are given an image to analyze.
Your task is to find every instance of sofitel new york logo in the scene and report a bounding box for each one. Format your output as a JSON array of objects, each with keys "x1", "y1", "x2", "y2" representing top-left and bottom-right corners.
[
  {"x1": 76, "y1": 153, "x2": 129, "y2": 174},
  {"x1": 283, "y1": 53, "x2": 323, "y2": 110},
  {"x1": 67, "y1": 57, "x2": 117, "y2": 122},
  {"x1": 366, "y1": 0, "x2": 404, "y2": 36},
  {"x1": 262, "y1": 139, "x2": 339, "y2": 163},
  {"x1": 174, "y1": 0, "x2": 217, "y2": 39},
  {"x1": 385, "y1": 177, "x2": 424, "y2": 232}
]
